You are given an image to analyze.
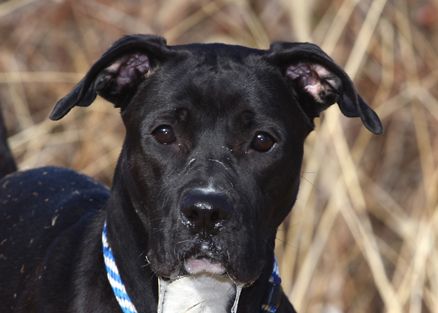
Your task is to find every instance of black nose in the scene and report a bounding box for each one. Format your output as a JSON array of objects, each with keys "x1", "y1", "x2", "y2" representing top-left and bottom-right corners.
[{"x1": 180, "y1": 190, "x2": 233, "y2": 235}]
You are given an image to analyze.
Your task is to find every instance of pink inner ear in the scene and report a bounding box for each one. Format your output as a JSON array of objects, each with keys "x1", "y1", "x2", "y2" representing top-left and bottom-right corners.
[
  {"x1": 103, "y1": 53, "x2": 150, "y2": 92},
  {"x1": 286, "y1": 63, "x2": 341, "y2": 104}
]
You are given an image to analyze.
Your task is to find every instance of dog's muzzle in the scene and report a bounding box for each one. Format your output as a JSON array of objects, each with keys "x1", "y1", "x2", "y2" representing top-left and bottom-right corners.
[{"x1": 178, "y1": 189, "x2": 234, "y2": 277}]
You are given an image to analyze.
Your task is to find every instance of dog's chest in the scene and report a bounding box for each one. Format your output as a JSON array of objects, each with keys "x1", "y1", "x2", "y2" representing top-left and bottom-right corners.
[{"x1": 158, "y1": 275, "x2": 236, "y2": 313}]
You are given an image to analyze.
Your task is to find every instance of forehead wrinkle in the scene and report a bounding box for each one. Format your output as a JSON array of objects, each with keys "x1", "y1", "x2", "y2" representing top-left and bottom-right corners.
[
  {"x1": 168, "y1": 80, "x2": 243, "y2": 122},
  {"x1": 162, "y1": 55, "x2": 275, "y2": 127}
]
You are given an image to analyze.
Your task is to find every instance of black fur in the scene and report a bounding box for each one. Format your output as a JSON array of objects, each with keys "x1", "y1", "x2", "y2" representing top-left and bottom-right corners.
[{"x1": 0, "y1": 34, "x2": 382, "y2": 313}]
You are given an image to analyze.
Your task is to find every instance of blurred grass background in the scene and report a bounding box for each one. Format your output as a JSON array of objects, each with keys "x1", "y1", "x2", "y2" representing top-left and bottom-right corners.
[{"x1": 1, "y1": 0, "x2": 438, "y2": 312}]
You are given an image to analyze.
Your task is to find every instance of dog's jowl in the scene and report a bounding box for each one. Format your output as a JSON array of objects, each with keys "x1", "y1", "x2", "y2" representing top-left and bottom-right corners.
[{"x1": 0, "y1": 35, "x2": 382, "y2": 313}]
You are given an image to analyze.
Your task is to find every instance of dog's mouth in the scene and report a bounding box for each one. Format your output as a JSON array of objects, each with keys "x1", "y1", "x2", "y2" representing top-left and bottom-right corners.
[
  {"x1": 183, "y1": 256, "x2": 226, "y2": 276},
  {"x1": 148, "y1": 234, "x2": 265, "y2": 284},
  {"x1": 175, "y1": 240, "x2": 230, "y2": 277},
  {"x1": 149, "y1": 241, "x2": 266, "y2": 286},
  {"x1": 152, "y1": 242, "x2": 232, "y2": 281}
]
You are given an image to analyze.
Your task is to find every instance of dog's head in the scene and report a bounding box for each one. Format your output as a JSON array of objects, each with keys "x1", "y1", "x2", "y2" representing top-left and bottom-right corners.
[{"x1": 51, "y1": 35, "x2": 382, "y2": 284}]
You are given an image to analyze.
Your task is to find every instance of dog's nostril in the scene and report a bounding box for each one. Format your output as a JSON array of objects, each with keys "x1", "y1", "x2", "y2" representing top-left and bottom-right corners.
[
  {"x1": 180, "y1": 190, "x2": 232, "y2": 234},
  {"x1": 181, "y1": 205, "x2": 198, "y2": 227},
  {"x1": 184, "y1": 208, "x2": 200, "y2": 221}
]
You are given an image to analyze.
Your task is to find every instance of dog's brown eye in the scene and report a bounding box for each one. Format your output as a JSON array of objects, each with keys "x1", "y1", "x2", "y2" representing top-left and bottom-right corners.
[
  {"x1": 152, "y1": 125, "x2": 176, "y2": 144},
  {"x1": 251, "y1": 132, "x2": 276, "y2": 152}
]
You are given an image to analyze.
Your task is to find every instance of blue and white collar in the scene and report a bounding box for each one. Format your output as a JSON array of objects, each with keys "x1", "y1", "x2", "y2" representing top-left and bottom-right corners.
[
  {"x1": 102, "y1": 222, "x2": 282, "y2": 313},
  {"x1": 102, "y1": 222, "x2": 138, "y2": 313}
]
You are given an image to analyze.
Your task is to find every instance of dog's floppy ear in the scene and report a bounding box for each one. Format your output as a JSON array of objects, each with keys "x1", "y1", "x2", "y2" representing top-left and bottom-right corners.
[
  {"x1": 50, "y1": 34, "x2": 175, "y2": 120},
  {"x1": 267, "y1": 42, "x2": 383, "y2": 134}
]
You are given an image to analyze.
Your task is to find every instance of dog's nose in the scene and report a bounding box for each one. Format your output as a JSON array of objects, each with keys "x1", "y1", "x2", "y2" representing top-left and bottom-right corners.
[{"x1": 180, "y1": 190, "x2": 232, "y2": 234}]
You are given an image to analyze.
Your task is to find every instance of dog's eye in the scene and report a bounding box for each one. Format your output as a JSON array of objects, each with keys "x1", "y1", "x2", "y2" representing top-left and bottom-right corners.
[
  {"x1": 250, "y1": 132, "x2": 276, "y2": 152},
  {"x1": 152, "y1": 125, "x2": 176, "y2": 144}
]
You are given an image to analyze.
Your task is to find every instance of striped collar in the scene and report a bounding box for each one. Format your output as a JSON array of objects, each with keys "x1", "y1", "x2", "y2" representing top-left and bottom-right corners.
[{"x1": 102, "y1": 222, "x2": 282, "y2": 313}]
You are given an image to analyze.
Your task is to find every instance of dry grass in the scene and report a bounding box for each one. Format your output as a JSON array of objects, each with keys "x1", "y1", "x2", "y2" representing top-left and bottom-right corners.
[{"x1": 1, "y1": 0, "x2": 438, "y2": 312}]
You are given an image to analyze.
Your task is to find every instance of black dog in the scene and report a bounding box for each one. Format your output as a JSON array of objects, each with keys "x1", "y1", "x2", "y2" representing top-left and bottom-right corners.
[{"x1": 0, "y1": 34, "x2": 382, "y2": 313}]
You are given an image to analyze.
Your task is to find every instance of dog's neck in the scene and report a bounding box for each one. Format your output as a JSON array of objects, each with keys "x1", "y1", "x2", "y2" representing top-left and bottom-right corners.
[{"x1": 105, "y1": 172, "x2": 159, "y2": 311}]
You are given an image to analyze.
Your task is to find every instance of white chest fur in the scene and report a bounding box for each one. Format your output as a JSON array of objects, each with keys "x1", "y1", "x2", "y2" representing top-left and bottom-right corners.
[{"x1": 158, "y1": 275, "x2": 237, "y2": 313}]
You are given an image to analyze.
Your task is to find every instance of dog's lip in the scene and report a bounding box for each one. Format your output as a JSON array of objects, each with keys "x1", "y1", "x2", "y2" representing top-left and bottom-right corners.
[{"x1": 183, "y1": 256, "x2": 226, "y2": 275}]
